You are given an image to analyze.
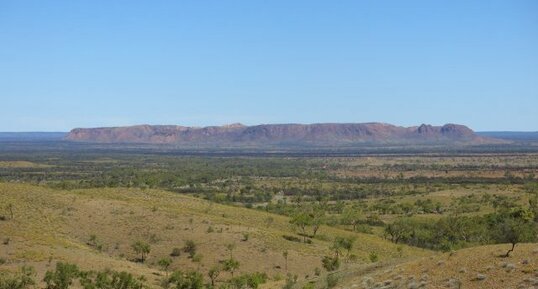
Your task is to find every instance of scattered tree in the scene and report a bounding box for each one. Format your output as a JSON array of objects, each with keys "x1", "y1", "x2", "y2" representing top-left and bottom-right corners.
[
  {"x1": 489, "y1": 207, "x2": 537, "y2": 257},
  {"x1": 131, "y1": 241, "x2": 151, "y2": 262},
  {"x1": 208, "y1": 265, "x2": 221, "y2": 287},
  {"x1": 184, "y1": 240, "x2": 197, "y2": 258},
  {"x1": 158, "y1": 257, "x2": 173, "y2": 276},
  {"x1": 223, "y1": 258, "x2": 240, "y2": 277},
  {"x1": 226, "y1": 243, "x2": 236, "y2": 259}
]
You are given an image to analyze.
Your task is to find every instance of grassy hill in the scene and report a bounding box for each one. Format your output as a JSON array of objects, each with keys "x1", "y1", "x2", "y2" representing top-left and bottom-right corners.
[
  {"x1": 0, "y1": 183, "x2": 429, "y2": 288},
  {"x1": 338, "y1": 243, "x2": 538, "y2": 289}
]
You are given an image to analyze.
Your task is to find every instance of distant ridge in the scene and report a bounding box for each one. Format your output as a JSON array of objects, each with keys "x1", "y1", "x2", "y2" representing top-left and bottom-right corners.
[
  {"x1": 477, "y1": 131, "x2": 538, "y2": 141},
  {"x1": 0, "y1": 132, "x2": 67, "y2": 141},
  {"x1": 65, "y1": 123, "x2": 500, "y2": 147}
]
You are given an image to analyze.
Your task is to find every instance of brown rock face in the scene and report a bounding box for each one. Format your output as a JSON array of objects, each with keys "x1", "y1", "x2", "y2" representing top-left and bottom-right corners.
[{"x1": 65, "y1": 122, "x2": 491, "y2": 146}]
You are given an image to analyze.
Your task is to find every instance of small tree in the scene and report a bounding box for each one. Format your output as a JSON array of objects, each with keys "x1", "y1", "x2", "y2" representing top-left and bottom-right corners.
[
  {"x1": 223, "y1": 258, "x2": 240, "y2": 277},
  {"x1": 310, "y1": 204, "x2": 325, "y2": 238},
  {"x1": 183, "y1": 240, "x2": 197, "y2": 258},
  {"x1": 158, "y1": 257, "x2": 172, "y2": 277},
  {"x1": 490, "y1": 208, "x2": 537, "y2": 257},
  {"x1": 131, "y1": 241, "x2": 150, "y2": 262},
  {"x1": 341, "y1": 207, "x2": 361, "y2": 231},
  {"x1": 331, "y1": 236, "x2": 355, "y2": 260},
  {"x1": 208, "y1": 265, "x2": 221, "y2": 287},
  {"x1": 321, "y1": 256, "x2": 340, "y2": 271},
  {"x1": 282, "y1": 274, "x2": 298, "y2": 289},
  {"x1": 225, "y1": 243, "x2": 236, "y2": 259},
  {"x1": 290, "y1": 212, "x2": 312, "y2": 243},
  {"x1": 384, "y1": 219, "x2": 413, "y2": 244}
]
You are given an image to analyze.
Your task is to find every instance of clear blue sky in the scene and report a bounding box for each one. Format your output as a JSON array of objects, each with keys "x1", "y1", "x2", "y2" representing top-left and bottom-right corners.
[{"x1": 1, "y1": 1, "x2": 537, "y2": 131}]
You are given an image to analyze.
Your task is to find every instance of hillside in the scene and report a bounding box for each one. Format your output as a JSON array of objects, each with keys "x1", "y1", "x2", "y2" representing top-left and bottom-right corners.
[
  {"x1": 0, "y1": 183, "x2": 428, "y2": 288},
  {"x1": 338, "y1": 244, "x2": 538, "y2": 289},
  {"x1": 65, "y1": 123, "x2": 495, "y2": 147}
]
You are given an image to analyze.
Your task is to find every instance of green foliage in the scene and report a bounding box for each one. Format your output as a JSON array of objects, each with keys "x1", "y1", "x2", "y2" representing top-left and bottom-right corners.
[
  {"x1": 44, "y1": 262, "x2": 80, "y2": 289},
  {"x1": 384, "y1": 204, "x2": 538, "y2": 254},
  {"x1": 321, "y1": 256, "x2": 340, "y2": 272},
  {"x1": 225, "y1": 243, "x2": 236, "y2": 258},
  {"x1": 158, "y1": 257, "x2": 173, "y2": 272},
  {"x1": 326, "y1": 274, "x2": 339, "y2": 289},
  {"x1": 290, "y1": 211, "x2": 312, "y2": 242},
  {"x1": 340, "y1": 207, "x2": 362, "y2": 231},
  {"x1": 131, "y1": 241, "x2": 151, "y2": 262},
  {"x1": 282, "y1": 274, "x2": 298, "y2": 289},
  {"x1": 0, "y1": 266, "x2": 35, "y2": 289},
  {"x1": 184, "y1": 240, "x2": 197, "y2": 258},
  {"x1": 192, "y1": 254, "x2": 203, "y2": 263},
  {"x1": 368, "y1": 251, "x2": 378, "y2": 263},
  {"x1": 163, "y1": 271, "x2": 204, "y2": 289},
  {"x1": 487, "y1": 207, "x2": 537, "y2": 256},
  {"x1": 80, "y1": 270, "x2": 147, "y2": 289},
  {"x1": 207, "y1": 266, "x2": 221, "y2": 286},
  {"x1": 384, "y1": 215, "x2": 487, "y2": 251},
  {"x1": 224, "y1": 272, "x2": 268, "y2": 289},
  {"x1": 314, "y1": 267, "x2": 321, "y2": 276},
  {"x1": 222, "y1": 259, "x2": 240, "y2": 277},
  {"x1": 330, "y1": 236, "x2": 355, "y2": 258}
]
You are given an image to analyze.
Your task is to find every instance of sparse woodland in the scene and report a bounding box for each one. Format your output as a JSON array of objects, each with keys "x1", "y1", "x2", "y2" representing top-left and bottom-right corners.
[{"x1": 1, "y1": 145, "x2": 538, "y2": 289}]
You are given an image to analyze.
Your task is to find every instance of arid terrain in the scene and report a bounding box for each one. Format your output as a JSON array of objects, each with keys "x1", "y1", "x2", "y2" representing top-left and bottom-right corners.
[{"x1": 1, "y1": 136, "x2": 537, "y2": 288}]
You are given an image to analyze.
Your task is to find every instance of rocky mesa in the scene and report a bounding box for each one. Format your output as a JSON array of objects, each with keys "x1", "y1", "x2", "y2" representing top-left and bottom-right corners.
[{"x1": 65, "y1": 122, "x2": 499, "y2": 147}]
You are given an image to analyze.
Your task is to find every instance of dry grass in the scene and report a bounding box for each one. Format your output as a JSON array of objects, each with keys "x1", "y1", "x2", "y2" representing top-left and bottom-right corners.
[
  {"x1": 0, "y1": 182, "x2": 429, "y2": 288},
  {"x1": 339, "y1": 243, "x2": 538, "y2": 289},
  {"x1": 0, "y1": 161, "x2": 51, "y2": 168}
]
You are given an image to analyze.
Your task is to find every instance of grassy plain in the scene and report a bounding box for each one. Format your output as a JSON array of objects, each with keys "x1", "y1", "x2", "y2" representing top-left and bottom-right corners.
[{"x1": 1, "y1": 145, "x2": 537, "y2": 289}]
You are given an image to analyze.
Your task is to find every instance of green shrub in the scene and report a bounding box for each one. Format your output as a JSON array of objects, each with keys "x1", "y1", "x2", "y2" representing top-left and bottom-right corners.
[
  {"x1": 326, "y1": 274, "x2": 339, "y2": 288},
  {"x1": 162, "y1": 271, "x2": 204, "y2": 289},
  {"x1": 0, "y1": 266, "x2": 35, "y2": 289},
  {"x1": 282, "y1": 273, "x2": 297, "y2": 289},
  {"x1": 131, "y1": 241, "x2": 150, "y2": 262},
  {"x1": 184, "y1": 240, "x2": 197, "y2": 258},
  {"x1": 321, "y1": 256, "x2": 340, "y2": 271},
  {"x1": 44, "y1": 262, "x2": 79, "y2": 289},
  {"x1": 368, "y1": 251, "x2": 378, "y2": 263},
  {"x1": 226, "y1": 272, "x2": 268, "y2": 289},
  {"x1": 79, "y1": 270, "x2": 147, "y2": 289}
]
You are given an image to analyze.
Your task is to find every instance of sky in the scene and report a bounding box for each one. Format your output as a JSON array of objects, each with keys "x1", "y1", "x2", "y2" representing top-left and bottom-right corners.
[{"x1": 1, "y1": 1, "x2": 537, "y2": 132}]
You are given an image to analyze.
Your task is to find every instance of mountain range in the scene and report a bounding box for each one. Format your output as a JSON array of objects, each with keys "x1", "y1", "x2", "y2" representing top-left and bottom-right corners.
[{"x1": 65, "y1": 122, "x2": 499, "y2": 147}]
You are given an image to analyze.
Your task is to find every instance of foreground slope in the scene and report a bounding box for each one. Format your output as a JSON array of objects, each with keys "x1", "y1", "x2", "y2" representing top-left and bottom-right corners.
[
  {"x1": 338, "y1": 244, "x2": 538, "y2": 289},
  {"x1": 0, "y1": 183, "x2": 427, "y2": 288}
]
